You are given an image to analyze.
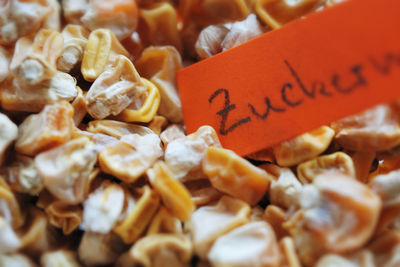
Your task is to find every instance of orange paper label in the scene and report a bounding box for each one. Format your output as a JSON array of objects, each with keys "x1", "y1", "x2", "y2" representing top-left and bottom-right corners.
[{"x1": 177, "y1": 0, "x2": 400, "y2": 156}]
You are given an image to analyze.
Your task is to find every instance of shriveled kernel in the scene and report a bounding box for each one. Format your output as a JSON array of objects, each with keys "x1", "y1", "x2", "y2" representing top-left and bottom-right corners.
[
  {"x1": 34, "y1": 137, "x2": 97, "y2": 204},
  {"x1": 113, "y1": 186, "x2": 160, "y2": 244},
  {"x1": 165, "y1": 125, "x2": 221, "y2": 180},
  {"x1": 81, "y1": 28, "x2": 129, "y2": 82},
  {"x1": 112, "y1": 78, "x2": 160, "y2": 123},
  {"x1": 255, "y1": 0, "x2": 325, "y2": 29},
  {"x1": 78, "y1": 231, "x2": 127, "y2": 266},
  {"x1": 0, "y1": 0, "x2": 53, "y2": 45},
  {"x1": 15, "y1": 101, "x2": 74, "y2": 156},
  {"x1": 57, "y1": 24, "x2": 90, "y2": 72},
  {"x1": 81, "y1": 0, "x2": 139, "y2": 40},
  {"x1": 136, "y1": 46, "x2": 183, "y2": 122},
  {"x1": 0, "y1": 113, "x2": 18, "y2": 165},
  {"x1": 4, "y1": 155, "x2": 43, "y2": 195},
  {"x1": 273, "y1": 126, "x2": 335, "y2": 167},
  {"x1": 208, "y1": 221, "x2": 280, "y2": 267},
  {"x1": 369, "y1": 169, "x2": 400, "y2": 208},
  {"x1": 99, "y1": 133, "x2": 162, "y2": 183},
  {"x1": 87, "y1": 119, "x2": 154, "y2": 138},
  {"x1": 147, "y1": 161, "x2": 195, "y2": 221},
  {"x1": 269, "y1": 167, "x2": 302, "y2": 209},
  {"x1": 1, "y1": 70, "x2": 77, "y2": 112},
  {"x1": 203, "y1": 147, "x2": 271, "y2": 205},
  {"x1": 86, "y1": 55, "x2": 145, "y2": 119},
  {"x1": 221, "y1": 14, "x2": 265, "y2": 51},
  {"x1": 331, "y1": 104, "x2": 400, "y2": 151},
  {"x1": 187, "y1": 196, "x2": 250, "y2": 259},
  {"x1": 119, "y1": 234, "x2": 192, "y2": 267},
  {"x1": 138, "y1": 3, "x2": 182, "y2": 50},
  {"x1": 297, "y1": 152, "x2": 356, "y2": 184},
  {"x1": 44, "y1": 201, "x2": 82, "y2": 235},
  {"x1": 62, "y1": 0, "x2": 88, "y2": 25},
  {"x1": 286, "y1": 173, "x2": 382, "y2": 265},
  {"x1": 195, "y1": 24, "x2": 230, "y2": 59},
  {"x1": 82, "y1": 183, "x2": 125, "y2": 234}
]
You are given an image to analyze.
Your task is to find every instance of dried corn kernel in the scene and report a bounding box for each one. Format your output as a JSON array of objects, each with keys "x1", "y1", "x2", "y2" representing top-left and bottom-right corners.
[
  {"x1": 82, "y1": 183, "x2": 125, "y2": 234},
  {"x1": 208, "y1": 221, "x2": 280, "y2": 267},
  {"x1": 81, "y1": 28, "x2": 129, "y2": 82},
  {"x1": 187, "y1": 196, "x2": 250, "y2": 259},
  {"x1": 71, "y1": 86, "x2": 87, "y2": 126},
  {"x1": 3, "y1": 155, "x2": 43, "y2": 195},
  {"x1": 0, "y1": 46, "x2": 11, "y2": 83},
  {"x1": 255, "y1": 0, "x2": 325, "y2": 29},
  {"x1": 286, "y1": 173, "x2": 382, "y2": 265},
  {"x1": 119, "y1": 234, "x2": 192, "y2": 267},
  {"x1": 113, "y1": 186, "x2": 160, "y2": 244},
  {"x1": 203, "y1": 147, "x2": 271, "y2": 205},
  {"x1": 0, "y1": 0, "x2": 53, "y2": 45},
  {"x1": 369, "y1": 169, "x2": 400, "y2": 209},
  {"x1": 57, "y1": 24, "x2": 90, "y2": 72},
  {"x1": 44, "y1": 200, "x2": 82, "y2": 235},
  {"x1": 297, "y1": 152, "x2": 356, "y2": 184},
  {"x1": 138, "y1": 2, "x2": 182, "y2": 50},
  {"x1": 78, "y1": 231, "x2": 127, "y2": 266},
  {"x1": 165, "y1": 125, "x2": 221, "y2": 181},
  {"x1": 279, "y1": 237, "x2": 302, "y2": 267},
  {"x1": 147, "y1": 161, "x2": 195, "y2": 221},
  {"x1": 87, "y1": 119, "x2": 154, "y2": 138},
  {"x1": 34, "y1": 137, "x2": 97, "y2": 204},
  {"x1": 112, "y1": 78, "x2": 160, "y2": 123},
  {"x1": 146, "y1": 115, "x2": 168, "y2": 135},
  {"x1": 81, "y1": 0, "x2": 139, "y2": 40},
  {"x1": 99, "y1": 133, "x2": 162, "y2": 183},
  {"x1": 273, "y1": 126, "x2": 335, "y2": 167},
  {"x1": 86, "y1": 55, "x2": 145, "y2": 119},
  {"x1": 331, "y1": 104, "x2": 400, "y2": 151},
  {"x1": 269, "y1": 166, "x2": 302, "y2": 209},
  {"x1": 15, "y1": 101, "x2": 74, "y2": 156},
  {"x1": 136, "y1": 45, "x2": 183, "y2": 122}
]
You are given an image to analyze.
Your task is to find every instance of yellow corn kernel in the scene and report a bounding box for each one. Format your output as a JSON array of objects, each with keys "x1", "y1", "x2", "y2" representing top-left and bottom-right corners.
[
  {"x1": 202, "y1": 147, "x2": 271, "y2": 205},
  {"x1": 81, "y1": 29, "x2": 129, "y2": 82},
  {"x1": 147, "y1": 161, "x2": 195, "y2": 221},
  {"x1": 45, "y1": 201, "x2": 82, "y2": 235},
  {"x1": 85, "y1": 55, "x2": 144, "y2": 119},
  {"x1": 185, "y1": 179, "x2": 222, "y2": 206},
  {"x1": 87, "y1": 120, "x2": 154, "y2": 139},
  {"x1": 255, "y1": 0, "x2": 325, "y2": 29},
  {"x1": 146, "y1": 207, "x2": 182, "y2": 235},
  {"x1": 113, "y1": 186, "x2": 160, "y2": 244},
  {"x1": 15, "y1": 101, "x2": 74, "y2": 156},
  {"x1": 264, "y1": 205, "x2": 289, "y2": 239},
  {"x1": 273, "y1": 126, "x2": 335, "y2": 167},
  {"x1": 136, "y1": 46, "x2": 183, "y2": 122},
  {"x1": 187, "y1": 196, "x2": 251, "y2": 259},
  {"x1": 112, "y1": 78, "x2": 160, "y2": 123},
  {"x1": 331, "y1": 104, "x2": 400, "y2": 152},
  {"x1": 31, "y1": 29, "x2": 64, "y2": 67},
  {"x1": 99, "y1": 133, "x2": 162, "y2": 183},
  {"x1": 297, "y1": 152, "x2": 356, "y2": 184},
  {"x1": 71, "y1": 86, "x2": 87, "y2": 126},
  {"x1": 123, "y1": 234, "x2": 192, "y2": 267},
  {"x1": 138, "y1": 2, "x2": 182, "y2": 51},
  {"x1": 57, "y1": 24, "x2": 90, "y2": 72}
]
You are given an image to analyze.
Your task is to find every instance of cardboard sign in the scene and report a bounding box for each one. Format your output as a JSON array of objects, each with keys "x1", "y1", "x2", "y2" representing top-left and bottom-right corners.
[{"x1": 177, "y1": 0, "x2": 400, "y2": 156}]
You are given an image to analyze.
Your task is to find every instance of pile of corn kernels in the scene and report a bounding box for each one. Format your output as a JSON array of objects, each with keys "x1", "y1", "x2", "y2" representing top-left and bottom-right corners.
[{"x1": 1, "y1": 0, "x2": 400, "y2": 266}]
